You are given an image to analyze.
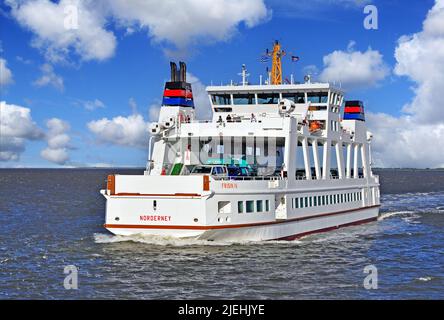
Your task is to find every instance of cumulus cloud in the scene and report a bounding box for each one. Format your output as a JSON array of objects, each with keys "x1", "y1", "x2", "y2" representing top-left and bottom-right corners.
[
  {"x1": 393, "y1": 0, "x2": 444, "y2": 123},
  {"x1": 87, "y1": 113, "x2": 149, "y2": 148},
  {"x1": 0, "y1": 58, "x2": 13, "y2": 87},
  {"x1": 319, "y1": 42, "x2": 389, "y2": 89},
  {"x1": 6, "y1": 0, "x2": 268, "y2": 62},
  {"x1": 33, "y1": 63, "x2": 64, "y2": 91},
  {"x1": 367, "y1": 0, "x2": 444, "y2": 168},
  {"x1": 40, "y1": 118, "x2": 71, "y2": 165},
  {"x1": 367, "y1": 113, "x2": 444, "y2": 168},
  {"x1": 107, "y1": 0, "x2": 269, "y2": 50},
  {"x1": 6, "y1": 0, "x2": 117, "y2": 63},
  {"x1": 187, "y1": 73, "x2": 212, "y2": 119},
  {"x1": 0, "y1": 101, "x2": 43, "y2": 161},
  {"x1": 83, "y1": 98, "x2": 105, "y2": 111}
]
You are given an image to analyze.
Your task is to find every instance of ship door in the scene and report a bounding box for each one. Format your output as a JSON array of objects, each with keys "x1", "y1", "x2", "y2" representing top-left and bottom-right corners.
[{"x1": 275, "y1": 195, "x2": 287, "y2": 220}]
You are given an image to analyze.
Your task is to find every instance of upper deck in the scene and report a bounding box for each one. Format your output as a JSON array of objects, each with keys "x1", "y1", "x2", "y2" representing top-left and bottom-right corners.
[{"x1": 206, "y1": 82, "x2": 345, "y2": 119}]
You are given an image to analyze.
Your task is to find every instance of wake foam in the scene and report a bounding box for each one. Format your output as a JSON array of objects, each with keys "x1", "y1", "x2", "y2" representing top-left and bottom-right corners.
[
  {"x1": 378, "y1": 210, "x2": 416, "y2": 221},
  {"x1": 93, "y1": 233, "x2": 303, "y2": 247}
]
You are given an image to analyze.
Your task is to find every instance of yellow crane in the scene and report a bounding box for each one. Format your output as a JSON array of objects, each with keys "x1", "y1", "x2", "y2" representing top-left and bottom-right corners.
[
  {"x1": 266, "y1": 40, "x2": 286, "y2": 85},
  {"x1": 263, "y1": 40, "x2": 299, "y2": 85}
]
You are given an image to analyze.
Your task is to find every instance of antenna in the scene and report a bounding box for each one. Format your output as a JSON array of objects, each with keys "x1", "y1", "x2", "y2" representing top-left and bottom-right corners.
[{"x1": 238, "y1": 64, "x2": 250, "y2": 86}]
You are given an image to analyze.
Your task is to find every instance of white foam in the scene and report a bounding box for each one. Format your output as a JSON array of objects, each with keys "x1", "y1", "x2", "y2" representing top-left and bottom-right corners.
[
  {"x1": 417, "y1": 277, "x2": 432, "y2": 282},
  {"x1": 93, "y1": 233, "x2": 303, "y2": 247},
  {"x1": 378, "y1": 211, "x2": 415, "y2": 221}
]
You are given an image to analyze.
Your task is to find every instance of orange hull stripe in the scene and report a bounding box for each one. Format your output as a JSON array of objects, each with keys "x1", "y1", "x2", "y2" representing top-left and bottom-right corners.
[{"x1": 112, "y1": 193, "x2": 201, "y2": 197}]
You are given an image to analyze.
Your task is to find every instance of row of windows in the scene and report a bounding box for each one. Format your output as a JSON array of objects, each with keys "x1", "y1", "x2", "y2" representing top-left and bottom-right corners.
[
  {"x1": 219, "y1": 191, "x2": 362, "y2": 215},
  {"x1": 291, "y1": 191, "x2": 362, "y2": 209},
  {"x1": 238, "y1": 199, "x2": 270, "y2": 214},
  {"x1": 211, "y1": 92, "x2": 340, "y2": 106}
]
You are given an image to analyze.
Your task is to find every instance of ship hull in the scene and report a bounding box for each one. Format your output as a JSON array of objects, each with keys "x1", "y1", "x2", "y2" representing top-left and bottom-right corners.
[{"x1": 104, "y1": 205, "x2": 379, "y2": 242}]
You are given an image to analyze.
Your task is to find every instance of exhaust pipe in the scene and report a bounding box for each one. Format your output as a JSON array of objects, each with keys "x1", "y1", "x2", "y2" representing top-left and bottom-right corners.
[
  {"x1": 170, "y1": 62, "x2": 177, "y2": 82},
  {"x1": 179, "y1": 61, "x2": 186, "y2": 82}
]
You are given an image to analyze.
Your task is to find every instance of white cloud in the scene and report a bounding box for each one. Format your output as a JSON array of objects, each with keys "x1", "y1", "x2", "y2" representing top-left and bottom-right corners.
[
  {"x1": 83, "y1": 98, "x2": 105, "y2": 111},
  {"x1": 128, "y1": 97, "x2": 138, "y2": 114},
  {"x1": 394, "y1": 0, "x2": 444, "y2": 123},
  {"x1": 87, "y1": 113, "x2": 149, "y2": 148},
  {"x1": 367, "y1": 113, "x2": 444, "y2": 168},
  {"x1": 0, "y1": 58, "x2": 13, "y2": 87},
  {"x1": 367, "y1": 0, "x2": 444, "y2": 168},
  {"x1": 40, "y1": 118, "x2": 71, "y2": 165},
  {"x1": 107, "y1": 0, "x2": 269, "y2": 50},
  {"x1": 33, "y1": 63, "x2": 64, "y2": 91},
  {"x1": 187, "y1": 73, "x2": 212, "y2": 119},
  {"x1": 6, "y1": 0, "x2": 117, "y2": 63},
  {"x1": 16, "y1": 56, "x2": 32, "y2": 65},
  {"x1": 6, "y1": 0, "x2": 268, "y2": 61},
  {"x1": 319, "y1": 42, "x2": 389, "y2": 89},
  {"x1": 147, "y1": 102, "x2": 161, "y2": 122},
  {"x1": 0, "y1": 101, "x2": 43, "y2": 161}
]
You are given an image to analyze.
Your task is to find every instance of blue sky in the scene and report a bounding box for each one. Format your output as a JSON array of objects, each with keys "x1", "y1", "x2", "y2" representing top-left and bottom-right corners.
[{"x1": 1, "y1": 0, "x2": 443, "y2": 168}]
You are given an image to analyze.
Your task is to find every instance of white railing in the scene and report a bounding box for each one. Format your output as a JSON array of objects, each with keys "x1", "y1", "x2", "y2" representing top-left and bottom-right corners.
[{"x1": 214, "y1": 176, "x2": 284, "y2": 181}]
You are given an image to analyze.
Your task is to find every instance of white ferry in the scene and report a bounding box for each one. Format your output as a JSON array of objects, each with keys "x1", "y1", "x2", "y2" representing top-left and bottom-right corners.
[{"x1": 101, "y1": 42, "x2": 380, "y2": 241}]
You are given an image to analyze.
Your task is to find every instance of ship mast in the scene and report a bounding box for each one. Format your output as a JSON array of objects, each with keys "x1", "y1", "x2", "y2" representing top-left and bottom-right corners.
[{"x1": 269, "y1": 40, "x2": 285, "y2": 85}]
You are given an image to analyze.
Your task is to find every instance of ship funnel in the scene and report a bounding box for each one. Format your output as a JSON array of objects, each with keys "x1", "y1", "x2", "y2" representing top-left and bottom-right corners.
[
  {"x1": 170, "y1": 62, "x2": 177, "y2": 82},
  {"x1": 162, "y1": 61, "x2": 194, "y2": 108}
]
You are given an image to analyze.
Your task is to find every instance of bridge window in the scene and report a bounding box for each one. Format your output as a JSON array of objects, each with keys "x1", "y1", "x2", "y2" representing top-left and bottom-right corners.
[
  {"x1": 257, "y1": 93, "x2": 279, "y2": 104},
  {"x1": 233, "y1": 93, "x2": 255, "y2": 105},
  {"x1": 212, "y1": 94, "x2": 231, "y2": 105},
  {"x1": 214, "y1": 107, "x2": 232, "y2": 113},
  {"x1": 282, "y1": 93, "x2": 305, "y2": 103},
  {"x1": 307, "y1": 92, "x2": 329, "y2": 104}
]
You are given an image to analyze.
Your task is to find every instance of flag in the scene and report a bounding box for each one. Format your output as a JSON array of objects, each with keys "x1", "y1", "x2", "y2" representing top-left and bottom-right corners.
[{"x1": 291, "y1": 55, "x2": 300, "y2": 62}]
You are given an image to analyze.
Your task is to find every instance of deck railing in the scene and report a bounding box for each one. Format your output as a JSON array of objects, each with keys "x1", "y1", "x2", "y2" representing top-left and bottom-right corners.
[{"x1": 212, "y1": 175, "x2": 367, "y2": 181}]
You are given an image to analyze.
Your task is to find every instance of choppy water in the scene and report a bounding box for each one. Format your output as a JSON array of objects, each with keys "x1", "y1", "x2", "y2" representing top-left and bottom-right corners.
[{"x1": 0, "y1": 168, "x2": 443, "y2": 299}]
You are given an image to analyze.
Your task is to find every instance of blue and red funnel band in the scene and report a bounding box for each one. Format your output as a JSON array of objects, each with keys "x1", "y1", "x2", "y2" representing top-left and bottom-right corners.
[
  {"x1": 344, "y1": 100, "x2": 365, "y2": 121},
  {"x1": 162, "y1": 97, "x2": 194, "y2": 108},
  {"x1": 343, "y1": 113, "x2": 365, "y2": 121},
  {"x1": 162, "y1": 80, "x2": 194, "y2": 107},
  {"x1": 163, "y1": 89, "x2": 193, "y2": 99}
]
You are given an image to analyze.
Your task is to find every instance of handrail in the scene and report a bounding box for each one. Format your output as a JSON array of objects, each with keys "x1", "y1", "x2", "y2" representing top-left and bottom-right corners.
[{"x1": 214, "y1": 176, "x2": 283, "y2": 181}]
